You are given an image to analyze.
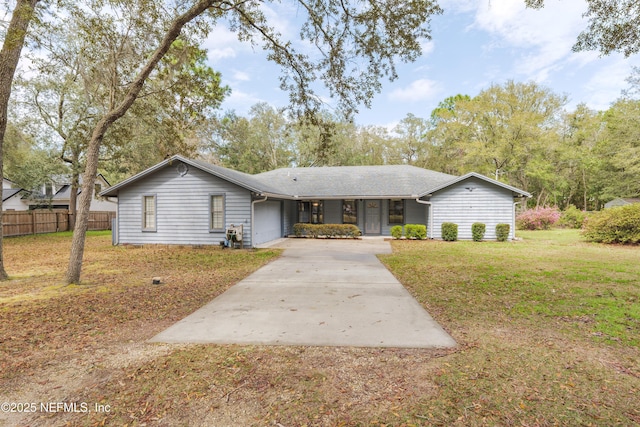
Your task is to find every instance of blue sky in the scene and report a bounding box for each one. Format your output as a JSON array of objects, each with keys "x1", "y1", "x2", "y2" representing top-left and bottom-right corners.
[{"x1": 203, "y1": 0, "x2": 640, "y2": 128}]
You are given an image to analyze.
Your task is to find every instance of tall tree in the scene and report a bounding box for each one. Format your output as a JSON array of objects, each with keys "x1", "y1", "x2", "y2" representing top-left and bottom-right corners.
[
  {"x1": 389, "y1": 113, "x2": 429, "y2": 165},
  {"x1": 0, "y1": 0, "x2": 42, "y2": 280},
  {"x1": 557, "y1": 104, "x2": 604, "y2": 210},
  {"x1": 526, "y1": 0, "x2": 640, "y2": 56},
  {"x1": 214, "y1": 103, "x2": 293, "y2": 173},
  {"x1": 66, "y1": 0, "x2": 443, "y2": 284},
  {"x1": 426, "y1": 82, "x2": 567, "y2": 203},
  {"x1": 597, "y1": 99, "x2": 640, "y2": 201},
  {"x1": 18, "y1": 6, "x2": 229, "y2": 226}
]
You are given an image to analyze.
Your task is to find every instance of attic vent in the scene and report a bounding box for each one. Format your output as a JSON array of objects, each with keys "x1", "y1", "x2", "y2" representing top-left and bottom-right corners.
[{"x1": 176, "y1": 163, "x2": 188, "y2": 177}]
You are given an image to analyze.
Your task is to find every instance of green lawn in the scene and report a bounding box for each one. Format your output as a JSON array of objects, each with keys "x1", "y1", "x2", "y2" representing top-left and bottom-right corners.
[{"x1": 378, "y1": 229, "x2": 639, "y2": 425}]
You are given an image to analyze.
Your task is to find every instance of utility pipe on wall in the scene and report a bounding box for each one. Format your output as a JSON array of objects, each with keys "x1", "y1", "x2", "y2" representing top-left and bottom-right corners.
[{"x1": 513, "y1": 201, "x2": 521, "y2": 240}]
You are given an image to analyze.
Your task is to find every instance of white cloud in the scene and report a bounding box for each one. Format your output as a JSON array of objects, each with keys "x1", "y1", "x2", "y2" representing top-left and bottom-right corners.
[
  {"x1": 232, "y1": 70, "x2": 251, "y2": 82},
  {"x1": 470, "y1": 0, "x2": 591, "y2": 82},
  {"x1": 223, "y1": 89, "x2": 265, "y2": 113},
  {"x1": 203, "y1": 25, "x2": 246, "y2": 63},
  {"x1": 389, "y1": 79, "x2": 442, "y2": 102},
  {"x1": 421, "y1": 40, "x2": 435, "y2": 56},
  {"x1": 581, "y1": 58, "x2": 639, "y2": 110}
]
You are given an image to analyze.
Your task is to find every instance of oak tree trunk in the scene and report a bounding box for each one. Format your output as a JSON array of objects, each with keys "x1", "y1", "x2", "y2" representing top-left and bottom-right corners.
[{"x1": 0, "y1": 0, "x2": 41, "y2": 280}]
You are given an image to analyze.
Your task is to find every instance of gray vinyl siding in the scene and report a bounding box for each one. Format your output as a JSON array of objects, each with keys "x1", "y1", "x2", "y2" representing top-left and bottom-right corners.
[
  {"x1": 430, "y1": 177, "x2": 514, "y2": 240},
  {"x1": 405, "y1": 200, "x2": 428, "y2": 226},
  {"x1": 117, "y1": 163, "x2": 253, "y2": 246},
  {"x1": 324, "y1": 200, "x2": 342, "y2": 224},
  {"x1": 283, "y1": 200, "x2": 296, "y2": 236}
]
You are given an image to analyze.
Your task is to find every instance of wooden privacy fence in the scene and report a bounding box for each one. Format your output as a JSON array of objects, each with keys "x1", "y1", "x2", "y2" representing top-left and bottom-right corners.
[{"x1": 2, "y1": 210, "x2": 116, "y2": 237}]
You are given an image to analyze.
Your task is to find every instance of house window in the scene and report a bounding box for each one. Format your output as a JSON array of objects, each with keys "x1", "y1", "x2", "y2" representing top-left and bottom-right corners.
[
  {"x1": 94, "y1": 183, "x2": 102, "y2": 198},
  {"x1": 142, "y1": 195, "x2": 156, "y2": 231},
  {"x1": 45, "y1": 182, "x2": 53, "y2": 197},
  {"x1": 210, "y1": 194, "x2": 225, "y2": 231},
  {"x1": 298, "y1": 201, "x2": 323, "y2": 224},
  {"x1": 343, "y1": 200, "x2": 357, "y2": 224},
  {"x1": 388, "y1": 199, "x2": 404, "y2": 224}
]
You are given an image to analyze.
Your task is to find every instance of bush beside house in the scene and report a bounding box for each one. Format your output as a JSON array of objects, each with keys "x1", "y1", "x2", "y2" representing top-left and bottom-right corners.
[
  {"x1": 582, "y1": 204, "x2": 640, "y2": 244},
  {"x1": 293, "y1": 223, "x2": 361, "y2": 238},
  {"x1": 472, "y1": 223, "x2": 486, "y2": 241},
  {"x1": 405, "y1": 224, "x2": 427, "y2": 239},
  {"x1": 442, "y1": 223, "x2": 458, "y2": 241},
  {"x1": 496, "y1": 223, "x2": 510, "y2": 242},
  {"x1": 390, "y1": 224, "x2": 427, "y2": 239}
]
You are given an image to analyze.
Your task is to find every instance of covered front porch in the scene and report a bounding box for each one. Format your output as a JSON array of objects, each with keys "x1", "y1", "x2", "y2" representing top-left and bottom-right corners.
[{"x1": 282, "y1": 198, "x2": 430, "y2": 237}]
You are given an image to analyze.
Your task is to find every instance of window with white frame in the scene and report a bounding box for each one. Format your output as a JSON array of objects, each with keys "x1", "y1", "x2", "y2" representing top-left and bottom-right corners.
[
  {"x1": 142, "y1": 195, "x2": 156, "y2": 231},
  {"x1": 210, "y1": 194, "x2": 225, "y2": 230}
]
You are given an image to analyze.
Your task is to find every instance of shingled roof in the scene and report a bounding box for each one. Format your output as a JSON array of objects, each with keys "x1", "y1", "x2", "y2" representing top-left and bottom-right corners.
[
  {"x1": 101, "y1": 155, "x2": 531, "y2": 199},
  {"x1": 255, "y1": 165, "x2": 457, "y2": 199}
]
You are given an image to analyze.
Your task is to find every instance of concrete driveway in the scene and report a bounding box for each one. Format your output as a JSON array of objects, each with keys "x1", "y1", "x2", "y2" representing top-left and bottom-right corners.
[{"x1": 150, "y1": 238, "x2": 456, "y2": 348}]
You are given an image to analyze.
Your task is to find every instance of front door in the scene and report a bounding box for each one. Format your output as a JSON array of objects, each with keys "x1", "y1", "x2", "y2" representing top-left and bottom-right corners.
[{"x1": 365, "y1": 200, "x2": 381, "y2": 234}]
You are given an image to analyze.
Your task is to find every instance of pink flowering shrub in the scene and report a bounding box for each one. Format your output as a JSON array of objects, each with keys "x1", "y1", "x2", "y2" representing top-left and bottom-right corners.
[{"x1": 516, "y1": 206, "x2": 561, "y2": 230}]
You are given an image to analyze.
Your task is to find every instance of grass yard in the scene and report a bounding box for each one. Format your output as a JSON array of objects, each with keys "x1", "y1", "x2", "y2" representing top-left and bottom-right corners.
[{"x1": 0, "y1": 229, "x2": 638, "y2": 426}]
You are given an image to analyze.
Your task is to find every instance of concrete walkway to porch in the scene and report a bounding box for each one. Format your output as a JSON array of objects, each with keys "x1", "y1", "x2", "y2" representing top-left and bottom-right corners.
[{"x1": 150, "y1": 238, "x2": 456, "y2": 348}]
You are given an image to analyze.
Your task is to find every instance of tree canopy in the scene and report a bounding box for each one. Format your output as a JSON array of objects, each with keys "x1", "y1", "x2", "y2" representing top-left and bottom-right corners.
[{"x1": 526, "y1": 0, "x2": 640, "y2": 57}]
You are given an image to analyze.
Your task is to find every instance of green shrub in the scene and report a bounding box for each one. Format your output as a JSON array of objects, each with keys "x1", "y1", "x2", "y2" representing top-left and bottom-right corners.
[
  {"x1": 582, "y1": 204, "x2": 640, "y2": 244},
  {"x1": 559, "y1": 205, "x2": 588, "y2": 229},
  {"x1": 405, "y1": 224, "x2": 427, "y2": 240},
  {"x1": 496, "y1": 223, "x2": 510, "y2": 242},
  {"x1": 441, "y1": 222, "x2": 458, "y2": 241},
  {"x1": 472, "y1": 222, "x2": 486, "y2": 242},
  {"x1": 292, "y1": 223, "x2": 361, "y2": 239},
  {"x1": 390, "y1": 225, "x2": 403, "y2": 239}
]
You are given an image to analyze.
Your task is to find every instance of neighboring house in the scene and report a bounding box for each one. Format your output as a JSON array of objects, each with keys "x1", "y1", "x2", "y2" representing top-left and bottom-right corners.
[
  {"x1": 604, "y1": 197, "x2": 640, "y2": 209},
  {"x1": 27, "y1": 174, "x2": 117, "y2": 212},
  {"x1": 2, "y1": 178, "x2": 29, "y2": 211},
  {"x1": 102, "y1": 155, "x2": 531, "y2": 247}
]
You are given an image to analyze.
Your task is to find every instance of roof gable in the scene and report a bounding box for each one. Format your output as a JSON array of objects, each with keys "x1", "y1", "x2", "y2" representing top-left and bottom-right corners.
[
  {"x1": 100, "y1": 155, "x2": 280, "y2": 197},
  {"x1": 421, "y1": 172, "x2": 532, "y2": 198}
]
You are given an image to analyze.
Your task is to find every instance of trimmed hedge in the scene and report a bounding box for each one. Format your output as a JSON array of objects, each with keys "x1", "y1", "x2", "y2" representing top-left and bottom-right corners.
[
  {"x1": 582, "y1": 204, "x2": 640, "y2": 244},
  {"x1": 441, "y1": 222, "x2": 458, "y2": 241},
  {"x1": 472, "y1": 222, "x2": 486, "y2": 242},
  {"x1": 496, "y1": 223, "x2": 510, "y2": 242},
  {"x1": 405, "y1": 224, "x2": 427, "y2": 239},
  {"x1": 292, "y1": 223, "x2": 362, "y2": 239},
  {"x1": 390, "y1": 225, "x2": 403, "y2": 239}
]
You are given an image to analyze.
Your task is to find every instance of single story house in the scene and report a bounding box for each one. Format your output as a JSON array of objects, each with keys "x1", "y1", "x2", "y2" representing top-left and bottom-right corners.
[
  {"x1": 101, "y1": 155, "x2": 531, "y2": 247},
  {"x1": 604, "y1": 197, "x2": 640, "y2": 209}
]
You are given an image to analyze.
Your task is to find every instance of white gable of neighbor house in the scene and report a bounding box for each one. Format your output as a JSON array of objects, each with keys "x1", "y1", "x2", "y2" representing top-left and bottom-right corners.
[
  {"x1": 3, "y1": 192, "x2": 29, "y2": 211},
  {"x1": 429, "y1": 176, "x2": 517, "y2": 240},
  {"x1": 2, "y1": 179, "x2": 29, "y2": 211}
]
